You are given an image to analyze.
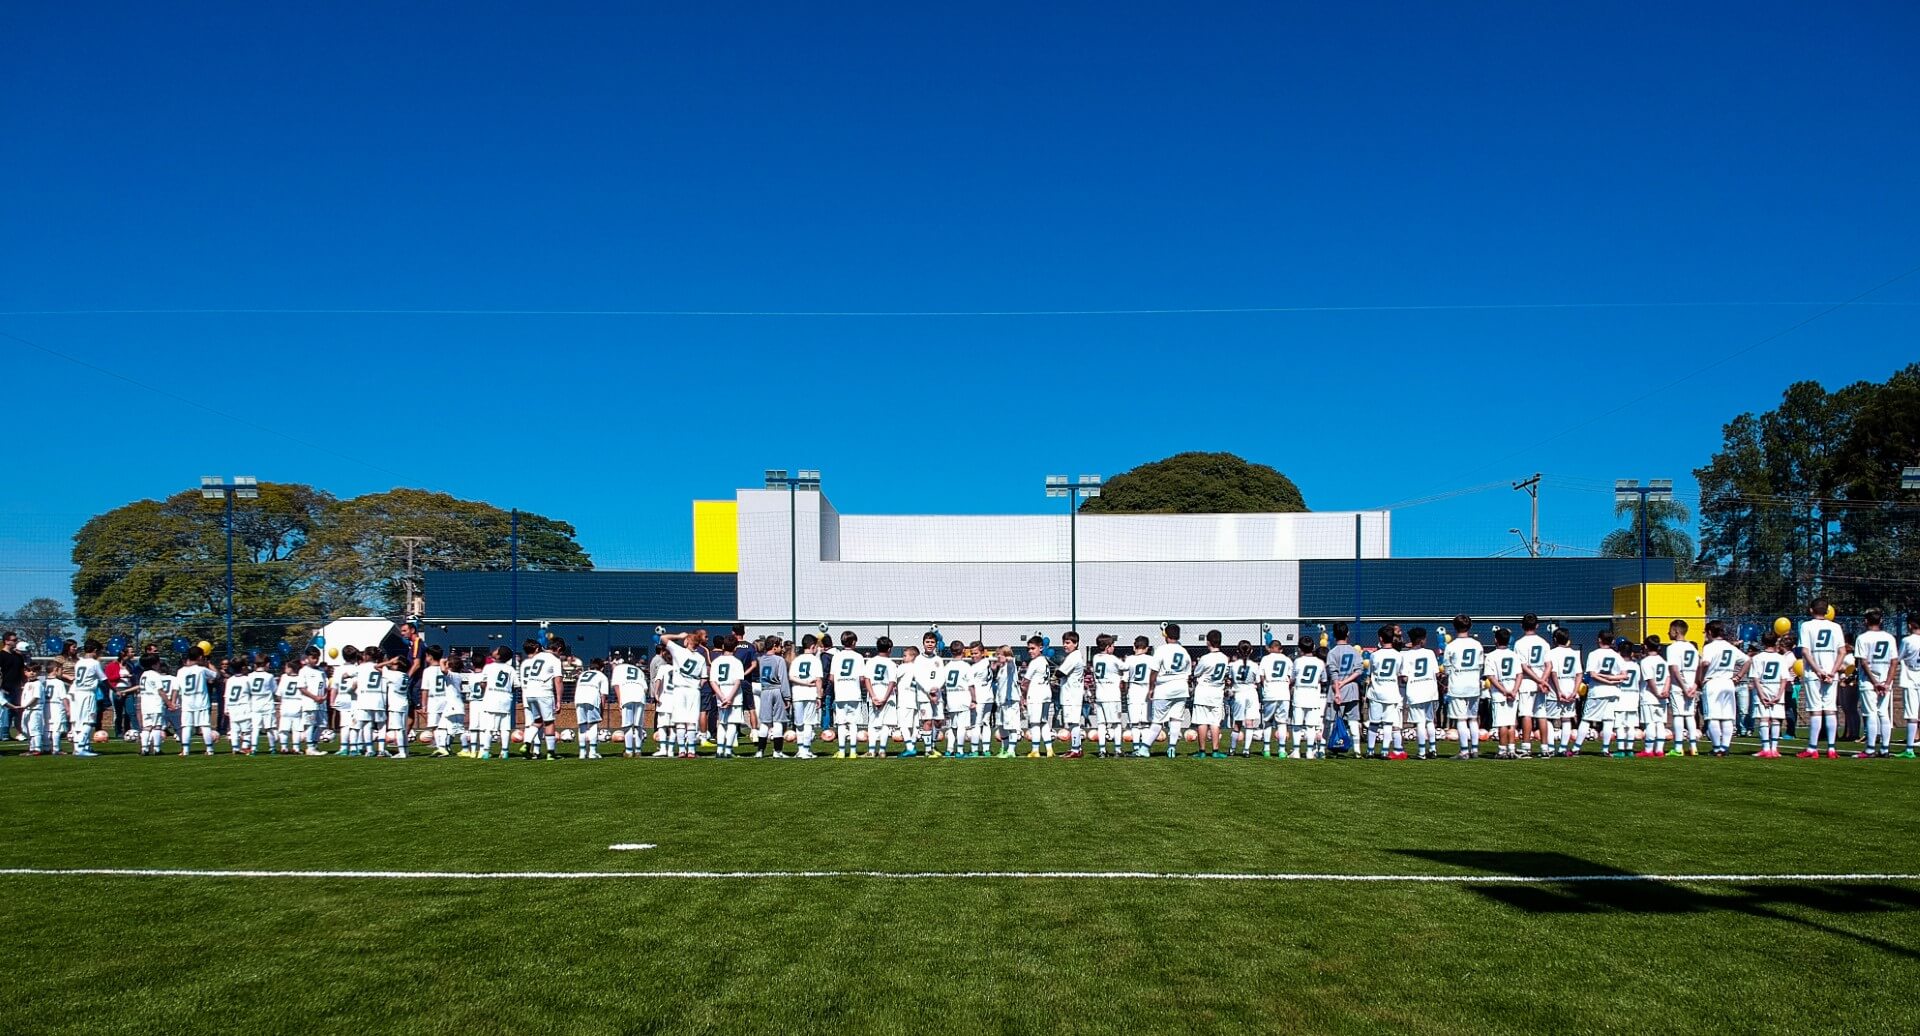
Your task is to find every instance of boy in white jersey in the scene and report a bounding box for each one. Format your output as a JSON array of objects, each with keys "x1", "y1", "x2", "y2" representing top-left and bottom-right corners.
[
  {"x1": 1696, "y1": 621, "x2": 1750, "y2": 756},
  {"x1": 1226, "y1": 641, "x2": 1259, "y2": 757},
  {"x1": 1050, "y1": 632, "x2": 1086, "y2": 757},
  {"x1": 421, "y1": 647, "x2": 458, "y2": 757},
  {"x1": 859, "y1": 637, "x2": 896, "y2": 757},
  {"x1": 611, "y1": 653, "x2": 650, "y2": 758},
  {"x1": 67, "y1": 642, "x2": 105, "y2": 756},
  {"x1": 659, "y1": 631, "x2": 710, "y2": 759},
  {"x1": 1123, "y1": 636, "x2": 1159, "y2": 758},
  {"x1": 518, "y1": 638, "x2": 564, "y2": 759},
  {"x1": 985, "y1": 645, "x2": 1020, "y2": 758},
  {"x1": 1086, "y1": 635, "x2": 1126, "y2": 757},
  {"x1": 785, "y1": 637, "x2": 823, "y2": 758},
  {"x1": 246, "y1": 657, "x2": 278, "y2": 755},
  {"x1": 1542, "y1": 628, "x2": 1582, "y2": 757},
  {"x1": 1665, "y1": 621, "x2": 1702, "y2": 756},
  {"x1": 222, "y1": 665, "x2": 253, "y2": 755},
  {"x1": 1400, "y1": 628, "x2": 1441, "y2": 759},
  {"x1": 476, "y1": 646, "x2": 519, "y2": 759},
  {"x1": 1636, "y1": 636, "x2": 1672, "y2": 757},
  {"x1": 1291, "y1": 647, "x2": 1328, "y2": 759},
  {"x1": 1512, "y1": 614, "x2": 1552, "y2": 758},
  {"x1": 1151, "y1": 624, "x2": 1194, "y2": 758},
  {"x1": 964, "y1": 642, "x2": 995, "y2": 758},
  {"x1": 707, "y1": 644, "x2": 749, "y2": 759},
  {"x1": 1484, "y1": 628, "x2": 1520, "y2": 758},
  {"x1": 1019, "y1": 637, "x2": 1053, "y2": 758},
  {"x1": 1797, "y1": 598, "x2": 1844, "y2": 758},
  {"x1": 138, "y1": 661, "x2": 172, "y2": 755},
  {"x1": 173, "y1": 648, "x2": 218, "y2": 756},
  {"x1": 1853, "y1": 610, "x2": 1899, "y2": 758},
  {"x1": 1363, "y1": 628, "x2": 1405, "y2": 760},
  {"x1": 1578, "y1": 629, "x2": 1629, "y2": 755},
  {"x1": 275, "y1": 659, "x2": 304, "y2": 754},
  {"x1": 1900, "y1": 617, "x2": 1920, "y2": 758},
  {"x1": 574, "y1": 657, "x2": 611, "y2": 759},
  {"x1": 22, "y1": 664, "x2": 61, "y2": 755},
  {"x1": 1748, "y1": 632, "x2": 1792, "y2": 758},
  {"x1": 825, "y1": 632, "x2": 865, "y2": 758},
  {"x1": 1256, "y1": 639, "x2": 1292, "y2": 758},
  {"x1": 1610, "y1": 639, "x2": 1645, "y2": 757},
  {"x1": 1441, "y1": 616, "x2": 1485, "y2": 759},
  {"x1": 1189, "y1": 631, "x2": 1231, "y2": 759},
  {"x1": 929, "y1": 643, "x2": 968, "y2": 757},
  {"x1": 357, "y1": 648, "x2": 394, "y2": 757}
]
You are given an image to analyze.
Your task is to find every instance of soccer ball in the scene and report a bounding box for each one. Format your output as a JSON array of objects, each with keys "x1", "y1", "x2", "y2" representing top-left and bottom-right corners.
[
  {"x1": 559, "y1": 729, "x2": 577, "y2": 743},
  {"x1": 820, "y1": 728, "x2": 837, "y2": 742},
  {"x1": 122, "y1": 730, "x2": 139, "y2": 742},
  {"x1": 319, "y1": 729, "x2": 336, "y2": 742},
  {"x1": 416, "y1": 730, "x2": 433, "y2": 744},
  {"x1": 92, "y1": 730, "x2": 109, "y2": 743},
  {"x1": 1183, "y1": 729, "x2": 1198, "y2": 743},
  {"x1": 510, "y1": 730, "x2": 526, "y2": 744}
]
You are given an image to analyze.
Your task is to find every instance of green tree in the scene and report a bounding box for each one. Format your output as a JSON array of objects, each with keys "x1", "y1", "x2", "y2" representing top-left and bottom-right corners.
[
  {"x1": 305, "y1": 489, "x2": 593, "y2": 616},
  {"x1": 1599, "y1": 498, "x2": 1695, "y2": 573},
  {"x1": 1078, "y1": 452, "x2": 1307, "y2": 514},
  {"x1": 6, "y1": 597, "x2": 75, "y2": 648}
]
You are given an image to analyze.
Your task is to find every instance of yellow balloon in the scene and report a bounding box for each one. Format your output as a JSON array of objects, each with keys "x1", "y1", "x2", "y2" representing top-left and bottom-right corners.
[
  {"x1": 1792, "y1": 660, "x2": 1804, "y2": 677},
  {"x1": 327, "y1": 646, "x2": 341, "y2": 660},
  {"x1": 197, "y1": 640, "x2": 213, "y2": 655},
  {"x1": 1825, "y1": 604, "x2": 1836, "y2": 620},
  {"x1": 1772, "y1": 617, "x2": 1790, "y2": 636}
]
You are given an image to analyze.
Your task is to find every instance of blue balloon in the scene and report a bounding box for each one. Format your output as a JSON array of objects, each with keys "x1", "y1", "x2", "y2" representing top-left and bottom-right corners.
[
  {"x1": 275, "y1": 640, "x2": 292, "y2": 656},
  {"x1": 43, "y1": 635, "x2": 63, "y2": 654},
  {"x1": 107, "y1": 635, "x2": 128, "y2": 654},
  {"x1": 172, "y1": 636, "x2": 190, "y2": 654},
  {"x1": 311, "y1": 634, "x2": 325, "y2": 649},
  {"x1": 268, "y1": 654, "x2": 283, "y2": 669}
]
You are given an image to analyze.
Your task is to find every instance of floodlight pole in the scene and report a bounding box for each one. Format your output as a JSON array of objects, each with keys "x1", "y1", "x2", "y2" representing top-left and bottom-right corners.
[
  {"x1": 1044, "y1": 475, "x2": 1103, "y2": 632},
  {"x1": 766, "y1": 470, "x2": 821, "y2": 643},
  {"x1": 1615, "y1": 479, "x2": 1673, "y2": 633},
  {"x1": 199, "y1": 476, "x2": 258, "y2": 659}
]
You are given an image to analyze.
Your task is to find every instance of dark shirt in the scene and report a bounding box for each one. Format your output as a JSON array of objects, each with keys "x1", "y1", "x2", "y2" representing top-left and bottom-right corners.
[{"x1": 0, "y1": 648, "x2": 25, "y2": 692}]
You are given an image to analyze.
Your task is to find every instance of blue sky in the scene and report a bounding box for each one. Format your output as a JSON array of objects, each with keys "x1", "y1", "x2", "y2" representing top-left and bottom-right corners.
[{"x1": 3, "y1": 1, "x2": 1918, "y2": 609}]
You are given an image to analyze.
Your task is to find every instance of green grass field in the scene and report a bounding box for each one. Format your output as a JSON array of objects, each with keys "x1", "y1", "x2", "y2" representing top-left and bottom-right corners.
[{"x1": 4, "y1": 740, "x2": 1919, "y2": 1035}]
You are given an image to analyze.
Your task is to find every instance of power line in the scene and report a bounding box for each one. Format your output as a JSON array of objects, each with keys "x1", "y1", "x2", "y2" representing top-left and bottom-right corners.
[{"x1": 2, "y1": 301, "x2": 1918, "y2": 318}]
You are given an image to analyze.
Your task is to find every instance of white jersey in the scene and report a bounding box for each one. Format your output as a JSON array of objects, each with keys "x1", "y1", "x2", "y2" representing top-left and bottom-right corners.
[
  {"x1": 222, "y1": 675, "x2": 247, "y2": 709},
  {"x1": 1750, "y1": 652, "x2": 1791, "y2": 700},
  {"x1": 1799, "y1": 618, "x2": 1844, "y2": 678},
  {"x1": 1699, "y1": 641, "x2": 1750, "y2": 685},
  {"x1": 1365, "y1": 648, "x2": 1402, "y2": 704},
  {"x1": 936, "y1": 658, "x2": 972, "y2": 707},
  {"x1": 709, "y1": 655, "x2": 745, "y2": 704},
  {"x1": 1192, "y1": 650, "x2": 1231, "y2": 709},
  {"x1": 24, "y1": 677, "x2": 64, "y2": 709},
  {"x1": 297, "y1": 665, "x2": 326, "y2": 705},
  {"x1": 1514, "y1": 634, "x2": 1551, "y2": 688},
  {"x1": 1258, "y1": 653, "x2": 1292, "y2": 704},
  {"x1": 1584, "y1": 648, "x2": 1626, "y2": 699},
  {"x1": 1485, "y1": 647, "x2": 1518, "y2": 696},
  {"x1": 1901, "y1": 634, "x2": 1920, "y2": 688},
  {"x1": 1546, "y1": 646, "x2": 1581, "y2": 699},
  {"x1": 865, "y1": 655, "x2": 897, "y2": 703},
  {"x1": 1089, "y1": 654, "x2": 1124, "y2": 704},
  {"x1": 1639, "y1": 654, "x2": 1670, "y2": 701},
  {"x1": 1152, "y1": 642, "x2": 1193, "y2": 698},
  {"x1": 1442, "y1": 636, "x2": 1483, "y2": 697},
  {"x1": 1123, "y1": 652, "x2": 1158, "y2": 693},
  {"x1": 1292, "y1": 655, "x2": 1326, "y2": 706},
  {"x1": 246, "y1": 671, "x2": 277, "y2": 703},
  {"x1": 520, "y1": 651, "x2": 562, "y2": 700},
  {"x1": 479, "y1": 661, "x2": 519, "y2": 713},
  {"x1": 139, "y1": 670, "x2": 170, "y2": 709},
  {"x1": 1400, "y1": 647, "x2": 1439, "y2": 705},
  {"x1": 574, "y1": 669, "x2": 609, "y2": 710},
  {"x1": 612, "y1": 661, "x2": 648, "y2": 705},
  {"x1": 1022, "y1": 656, "x2": 1052, "y2": 698},
  {"x1": 789, "y1": 653, "x2": 822, "y2": 703},
  {"x1": 828, "y1": 649, "x2": 864, "y2": 697},
  {"x1": 1666, "y1": 641, "x2": 1700, "y2": 692},
  {"x1": 422, "y1": 665, "x2": 452, "y2": 703},
  {"x1": 1056, "y1": 650, "x2": 1086, "y2": 692},
  {"x1": 72, "y1": 657, "x2": 104, "y2": 697},
  {"x1": 1854, "y1": 630, "x2": 1897, "y2": 685},
  {"x1": 176, "y1": 664, "x2": 215, "y2": 707}
]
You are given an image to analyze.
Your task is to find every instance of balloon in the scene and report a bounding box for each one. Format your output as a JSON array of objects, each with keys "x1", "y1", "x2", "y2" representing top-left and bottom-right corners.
[
  {"x1": 43, "y1": 636, "x2": 62, "y2": 654},
  {"x1": 107, "y1": 635, "x2": 127, "y2": 654},
  {"x1": 1773, "y1": 617, "x2": 1791, "y2": 636},
  {"x1": 172, "y1": 637, "x2": 191, "y2": 654},
  {"x1": 1825, "y1": 604, "x2": 1836, "y2": 620},
  {"x1": 327, "y1": 646, "x2": 341, "y2": 660},
  {"x1": 276, "y1": 640, "x2": 292, "y2": 656},
  {"x1": 268, "y1": 654, "x2": 283, "y2": 669},
  {"x1": 197, "y1": 640, "x2": 213, "y2": 655},
  {"x1": 1792, "y1": 660, "x2": 1804, "y2": 677},
  {"x1": 312, "y1": 634, "x2": 325, "y2": 649}
]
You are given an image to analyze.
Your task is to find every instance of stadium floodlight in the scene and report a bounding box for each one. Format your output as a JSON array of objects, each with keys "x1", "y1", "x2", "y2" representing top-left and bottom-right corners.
[
  {"x1": 1902, "y1": 466, "x2": 1920, "y2": 490},
  {"x1": 195, "y1": 476, "x2": 262, "y2": 660},
  {"x1": 1614, "y1": 478, "x2": 1672, "y2": 626},
  {"x1": 766, "y1": 468, "x2": 821, "y2": 641},
  {"x1": 1042, "y1": 473, "x2": 1104, "y2": 630}
]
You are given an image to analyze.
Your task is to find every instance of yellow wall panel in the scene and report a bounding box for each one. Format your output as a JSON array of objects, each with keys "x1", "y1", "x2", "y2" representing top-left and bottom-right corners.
[
  {"x1": 692, "y1": 500, "x2": 738, "y2": 573},
  {"x1": 1612, "y1": 581, "x2": 1707, "y2": 643}
]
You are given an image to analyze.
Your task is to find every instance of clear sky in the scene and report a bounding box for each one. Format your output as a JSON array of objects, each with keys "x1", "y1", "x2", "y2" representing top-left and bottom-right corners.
[{"x1": 3, "y1": 1, "x2": 1917, "y2": 609}]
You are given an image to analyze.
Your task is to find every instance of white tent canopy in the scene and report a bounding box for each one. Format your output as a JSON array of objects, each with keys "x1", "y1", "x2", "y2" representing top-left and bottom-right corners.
[{"x1": 315, "y1": 616, "x2": 396, "y2": 659}]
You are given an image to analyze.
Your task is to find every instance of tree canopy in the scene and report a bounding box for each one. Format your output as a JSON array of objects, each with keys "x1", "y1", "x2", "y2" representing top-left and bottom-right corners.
[
  {"x1": 1078, "y1": 452, "x2": 1307, "y2": 514},
  {"x1": 1599, "y1": 498, "x2": 1695, "y2": 574},
  {"x1": 71, "y1": 485, "x2": 590, "y2": 653},
  {"x1": 1694, "y1": 363, "x2": 1920, "y2": 617}
]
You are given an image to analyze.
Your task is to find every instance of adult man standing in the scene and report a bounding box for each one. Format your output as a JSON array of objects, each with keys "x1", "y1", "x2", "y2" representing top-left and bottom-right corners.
[
  {"x1": 397, "y1": 621, "x2": 426, "y2": 731},
  {"x1": 0, "y1": 631, "x2": 26, "y2": 745}
]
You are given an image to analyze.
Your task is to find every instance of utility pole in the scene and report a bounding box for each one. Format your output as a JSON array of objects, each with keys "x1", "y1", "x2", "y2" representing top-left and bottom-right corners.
[
  {"x1": 1511, "y1": 474, "x2": 1541, "y2": 558},
  {"x1": 198, "y1": 476, "x2": 258, "y2": 658},
  {"x1": 396, "y1": 536, "x2": 433, "y2": 618}
]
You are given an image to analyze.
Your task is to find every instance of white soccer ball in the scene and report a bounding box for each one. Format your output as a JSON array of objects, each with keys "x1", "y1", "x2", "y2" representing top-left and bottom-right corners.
[
  {"x1": 559, "y1": 729, "x2": 577, "y2": 743},
  {"x1": 416, "y1": 730, "x2": 433, "y2": 744}
]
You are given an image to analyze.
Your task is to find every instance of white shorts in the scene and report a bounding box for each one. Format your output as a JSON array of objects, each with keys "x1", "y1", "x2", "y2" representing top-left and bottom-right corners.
[
  {"x1": 621, "y1": 701, "x2": 646, "y2": 728},
  {"x1": 484, "y1": 710, "x2": 514, "y2": 734},
  {"x1": 1639, "y1": 700, "x2": 1667, "y2": 728},
  {"x1": 1366, "y1": 699, "x2": 1401, "y2": 727},
  {"x1": 1490, "y1": 698, "x2": 1517, "y2": 728},
  {"x1": 1445, "y1": 696, "x2": 1478, "y2": 722},
  {"x1": 386, "y1": 690, "x2": 410, "y2": 719},
  {"x1": 525, "y1": 696, "x2": 557, "y2": 724},
  {"x1": 792, "y1": 701, "x2": 821, "y2": 729},
  {"x1": 1517, "y1": 687, "x2": 1542, "y2": 718},
  {"x1": 717, "y1": 705, "x2": 748, "y2": 728},
  {"x1": 1615, "y1": 699, "x2": 1641, "y2": 722},
  {"x1": 353, "y1": 701, "x2": 385, "y2": 725},
  {"x1": 1150, "y1": 698, "x2": 1189, "y2": 728},
  {"x1": 141, "y1": 699, "x2": 167, "y2": 728},
  {"x1": 1703, "y1": 682, "x2": 1738, "y2": 722},
  {"x1": 1902, "y1": 680, "x2": 1920, "y2": 717},
  {"x1": 575, "y1": 703, "x2": 603, "y2": 726},
  {"x1": 833, "y1": 700, "x2": 867, "y2": 727},
  {"x1": 1126, "y1": 687, "x2": 1150, "y2": 720},
  {"x1": 1540, "y1": 696, "x2": 1574, "y2": 722},
  {"x1": 1189, "y1": 703, "x2": 1223, "y2": 728},
  {"x1": 1291, "y1": 703, "x2": 1324, "y2": 728},
  {"x1": 1259, "y1": 700, "x2": 1288, "y2": 726},
  {"x1": 1092, "y1": 700, "x2": 1122, "y2": 725},
  {"x1": 1803, "y1": 679, "x2": 1837, "y2": 712},
  {"x1": 467, "y1": 701, "x2": 489, "y2": 728},
  {"x1": 670, "y1": 687, "x2": 699, "y2": 723},
  {"x1": 182, "y1": 706, "x2": 210, "y2": 729},
  {"x1": 1860, "y1": 688, "x2": 1891, "y2": 722},
  {"x1": 278, "y1": 702, "x2": 306, "y2": 731},
  {"x1": 427, "y1": 697, "x2": 455, "y2": 729},
  {"x1": 1580, "y1": 695, "x2": 1615, "y2": 724},
  {"x1": 1757, "y1": 698, "x2": 1787, "y2": 721}
]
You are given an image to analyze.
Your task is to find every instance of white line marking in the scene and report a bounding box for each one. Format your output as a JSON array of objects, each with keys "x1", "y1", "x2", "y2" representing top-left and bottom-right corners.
[
  {"x1": 607, "y1": 844, "x2": 657, "y2": 852},
  {"x1": 0, "y1": 868, "x2": 1913, "y2": 883}
]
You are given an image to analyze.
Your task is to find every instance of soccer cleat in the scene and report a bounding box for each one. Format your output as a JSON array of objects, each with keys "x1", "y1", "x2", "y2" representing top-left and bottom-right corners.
[
  {"x1": 1857, "y1": 751, "x2": 1875, "y2": 760},
  {"x1": 1826, "y1": 750, "x2": 1839, "y2": 760},
  {"x1": 1899, "y1": 749, "x2": 1917, "y2": 759},
  {"x1": 1262, "y1": 745, "x2": 1272, "y2": 758},
  {"x1": 1211, "y1": 751, "x2": 1227, "y2": 759},
  {"x1": 1065, "y1": 749, "x2": 1083, "y2": 759},
  {"x1": 899, "y1": 745, "x2": 918, "y2": 758},
  {"x1": 999, "y1": 747, "x2": 1015, "y2": 758},
  {"x1": 1045, "y1": 744, "x2": 1056, "y2": 758},
  {"x1": 1026, "y1": 749, "x2": 1041, "y2": 759}
]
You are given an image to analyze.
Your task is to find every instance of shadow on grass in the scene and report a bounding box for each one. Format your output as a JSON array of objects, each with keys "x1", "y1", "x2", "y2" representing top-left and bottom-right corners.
[{"x1": 1393, "y1": 850, "x2": 1920, "y2": 961}]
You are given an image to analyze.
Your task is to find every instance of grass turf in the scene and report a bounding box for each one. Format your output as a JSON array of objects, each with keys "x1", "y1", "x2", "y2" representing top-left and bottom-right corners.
[{"x1": 3, "y1": 739, "x2": 1918, "y2": 1034}]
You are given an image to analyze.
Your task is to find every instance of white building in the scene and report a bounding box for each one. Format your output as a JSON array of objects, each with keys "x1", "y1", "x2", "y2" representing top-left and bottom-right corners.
[{"x1": 725, "y1": 485, "x2": 1390, "y2": 645}]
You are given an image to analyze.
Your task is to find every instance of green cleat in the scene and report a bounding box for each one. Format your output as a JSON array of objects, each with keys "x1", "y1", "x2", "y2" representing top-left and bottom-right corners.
[{"x1": 1899, "y1": 749, "x2": 1917, "y2": 759}]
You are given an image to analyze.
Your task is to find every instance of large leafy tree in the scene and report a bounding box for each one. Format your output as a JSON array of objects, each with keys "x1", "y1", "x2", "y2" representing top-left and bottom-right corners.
[
  {"x1": 1078, "y1": 452, "x2": 1307, "y2": 513},
  {"x1": 1600, "y1": 498, "x2": 1695, "y2": 572},
  {"x1": 6, "y1": 597, "x2": 75, "y2": 648},
  {"x1": 1694, "y1": 365, "x2": 1920, "y2": 617},
  {"x1": 305, "y1": 489, "x2": 593, "y2": 616},
  {"x1": 71, "y1": 485, "x2": 591, "y2": 653}
]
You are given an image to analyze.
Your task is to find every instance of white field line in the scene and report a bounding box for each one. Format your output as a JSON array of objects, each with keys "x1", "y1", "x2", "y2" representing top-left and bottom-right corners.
[{"x1": 0, "y1": 868, "x2": 1915, "y2": 883}]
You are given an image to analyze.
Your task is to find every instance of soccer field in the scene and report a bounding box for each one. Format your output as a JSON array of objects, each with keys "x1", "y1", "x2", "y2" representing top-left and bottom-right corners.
[{"x1": 4, "y1": 747, "x2": 1918, "y2": 1035}]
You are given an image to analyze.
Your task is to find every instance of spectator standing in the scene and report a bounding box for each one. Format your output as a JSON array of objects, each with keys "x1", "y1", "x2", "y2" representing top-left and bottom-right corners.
[{"x1": 0, "y1": 632, "x2": 25, "y2": 744}]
